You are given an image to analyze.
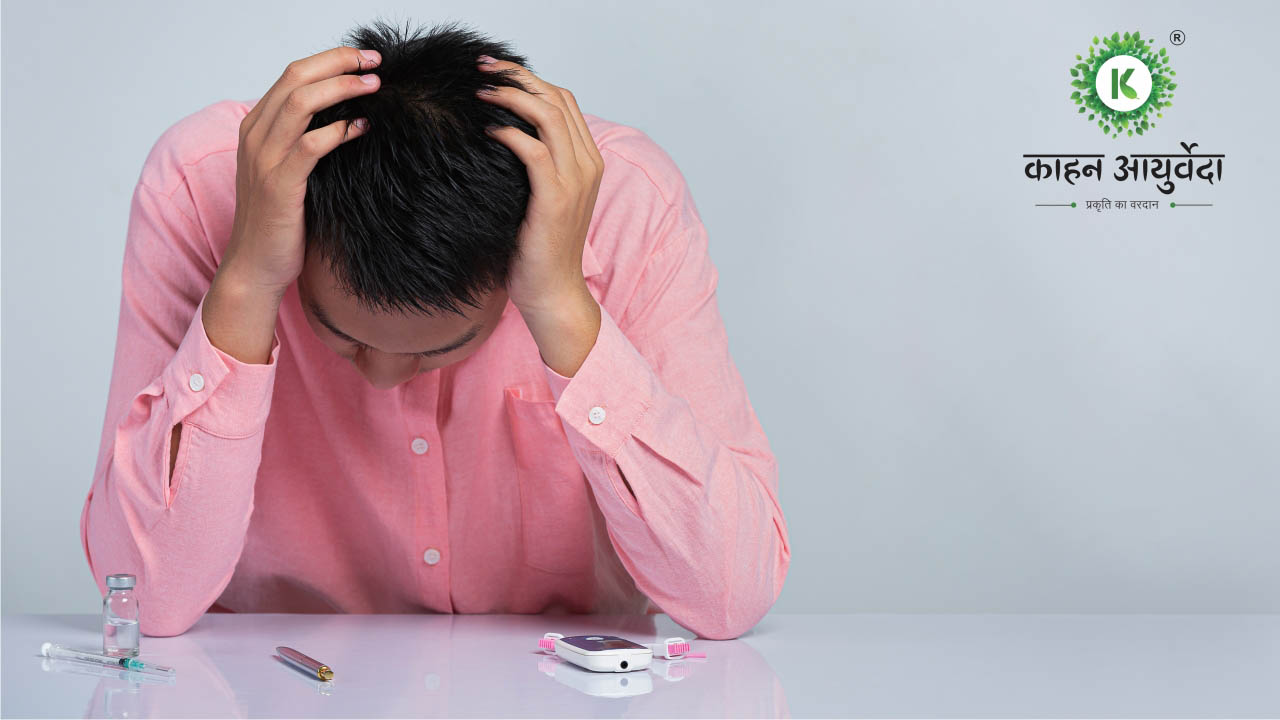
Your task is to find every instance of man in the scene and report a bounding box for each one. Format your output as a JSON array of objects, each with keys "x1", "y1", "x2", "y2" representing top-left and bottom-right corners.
[{"x1": 81, "y1": 19, "x2": 789, "y2": 640}]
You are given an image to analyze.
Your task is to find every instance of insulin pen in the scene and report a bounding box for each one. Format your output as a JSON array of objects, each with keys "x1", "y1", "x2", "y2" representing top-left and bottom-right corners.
[
  {"x1": 277, "y1": 646, "x2": 334, "y2": 681},
  {"x1": 40, "y1": 642, "x2": 176, "y2": 677}
]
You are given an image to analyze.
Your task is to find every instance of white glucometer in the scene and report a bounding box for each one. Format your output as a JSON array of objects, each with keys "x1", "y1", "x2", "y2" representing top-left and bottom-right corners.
[{"x1": 552, "y1": 635, "x2": 653, "y2": 673}]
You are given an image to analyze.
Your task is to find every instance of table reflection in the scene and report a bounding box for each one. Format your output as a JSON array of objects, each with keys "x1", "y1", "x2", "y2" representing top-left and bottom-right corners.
[
  {"x1": 537, "y1": 655, "x2": 655, "y2": 698},
  {"x1": 35, "y1": 613, "x2": 787, "y2": 718},
  {"x1": 42, "y1": 657, "x2": 175, "y2": 719}
]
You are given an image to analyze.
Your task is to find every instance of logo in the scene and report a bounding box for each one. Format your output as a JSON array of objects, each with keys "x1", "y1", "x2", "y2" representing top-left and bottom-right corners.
[{"x1": 1069, "y1": 31, "x2": 1176, "y2": 138}]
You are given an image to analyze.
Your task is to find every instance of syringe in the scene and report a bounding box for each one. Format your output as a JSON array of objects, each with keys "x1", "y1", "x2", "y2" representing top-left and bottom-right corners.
[{"x1": 40, "y1": 642, "x2": 176, "y2": 677}]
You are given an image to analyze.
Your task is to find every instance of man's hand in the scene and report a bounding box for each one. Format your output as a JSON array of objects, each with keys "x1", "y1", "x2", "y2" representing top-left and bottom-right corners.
[
  {"x1": 206, "y1": 45, "x2": 382, "y2": 366},
  {"x1": 475, "y1": 56, "x2": 604, "y2": 377}
]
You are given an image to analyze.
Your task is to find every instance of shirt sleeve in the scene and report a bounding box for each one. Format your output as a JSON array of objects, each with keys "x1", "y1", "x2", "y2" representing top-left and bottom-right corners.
[
  {"x1": 80, "y1": 178, "x2": 281, "y2": 637},
  {"x1": 539, "y1": 219, "x2": 790, "y2": 640}
]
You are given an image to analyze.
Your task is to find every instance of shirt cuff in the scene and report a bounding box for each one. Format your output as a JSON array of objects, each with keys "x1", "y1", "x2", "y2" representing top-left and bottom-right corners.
[
  {"x1": 545, "y1": 303, "x2": 656, "y2": 460},
  {"x1": 161, "y1": 290, "x2": 281, "y2": 438},
  {"x1": 543, "y1": 362, "x2": 573, "y2": 402}
]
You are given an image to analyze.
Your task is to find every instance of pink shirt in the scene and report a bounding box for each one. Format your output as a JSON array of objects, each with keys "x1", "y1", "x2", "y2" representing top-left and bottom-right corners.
[{"x1": 80, "y1": 98, "x2": 789, "y2": 640}]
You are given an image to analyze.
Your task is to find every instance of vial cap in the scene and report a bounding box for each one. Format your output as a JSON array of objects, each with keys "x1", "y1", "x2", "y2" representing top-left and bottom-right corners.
[{"x1": 106, "y1": 573, "x2": 136, "y2": 589}]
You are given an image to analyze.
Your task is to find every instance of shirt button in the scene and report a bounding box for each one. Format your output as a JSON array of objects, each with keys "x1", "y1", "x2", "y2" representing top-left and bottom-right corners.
[
  {"x1": 189, "y1": 373, "x2": 205, "y2": 392},
  {"x1": 588, "y1": 406, "x2": 606, "y2": 425},
  {"x1": 411, "y1": 437, "x2": 429, "y2": 455},
  {"x1": 423, "y1": 547, "x2": 441, "y2": 565}
]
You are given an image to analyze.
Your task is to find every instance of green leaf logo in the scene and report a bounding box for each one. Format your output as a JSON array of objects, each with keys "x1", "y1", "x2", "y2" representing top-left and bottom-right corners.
[{"x1": 1069, "y1": 30, "x2": 1175, "y2": 138}]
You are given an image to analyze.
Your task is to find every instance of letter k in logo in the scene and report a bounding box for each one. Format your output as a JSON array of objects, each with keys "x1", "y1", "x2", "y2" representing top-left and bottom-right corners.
[{"x1": 1112, "y1": 67, "x2": 1138, "y2": 100}]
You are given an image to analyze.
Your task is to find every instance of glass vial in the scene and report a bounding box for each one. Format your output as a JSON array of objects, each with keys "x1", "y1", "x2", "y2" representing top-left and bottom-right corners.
[{"x1": 102, "y1": 573, "x2": 140, "y2": 657}]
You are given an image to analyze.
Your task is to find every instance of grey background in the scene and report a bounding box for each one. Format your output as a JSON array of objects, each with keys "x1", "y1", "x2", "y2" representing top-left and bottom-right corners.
[{"x1": 3, "y1": 0, "x2": 1278, "y2": 616}]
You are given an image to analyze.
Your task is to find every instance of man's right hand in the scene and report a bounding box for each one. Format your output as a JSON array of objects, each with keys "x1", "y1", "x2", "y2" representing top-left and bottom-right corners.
[{"x1": 203, "y1": 46, "x2": 381, "y2": 365}]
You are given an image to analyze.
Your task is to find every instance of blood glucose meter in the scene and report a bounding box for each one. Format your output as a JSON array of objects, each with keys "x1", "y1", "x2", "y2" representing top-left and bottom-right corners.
[{"x1": 551, "y1": 635, "x2": 653, "y2": 673}]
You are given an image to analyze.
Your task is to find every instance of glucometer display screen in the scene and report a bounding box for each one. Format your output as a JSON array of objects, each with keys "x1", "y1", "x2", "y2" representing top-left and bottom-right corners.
[{"x1": 562, "y1": 635, "x2": 647, "y2": 651}]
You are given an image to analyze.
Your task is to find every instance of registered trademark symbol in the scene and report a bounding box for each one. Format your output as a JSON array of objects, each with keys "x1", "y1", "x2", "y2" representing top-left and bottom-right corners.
[{"x1": 1169, "y1": 29, "x2": 1185, "y2": 45}]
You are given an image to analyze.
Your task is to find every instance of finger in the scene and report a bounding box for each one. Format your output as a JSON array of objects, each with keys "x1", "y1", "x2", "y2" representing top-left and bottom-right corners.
[
  {"x1": 476, "y1": 60, "x2": 582, "y2": 173},
  {"x1": 556, "y1": 86, "x2": 603, "y2": 174},
  {"x1": 476, "y1": 85, "x2": 578, "y2": 176},
  {"x1": 484, "y1": 125, "x2": 558, "y2": 198},
  {"x1": 277, "y1": 117, "x2": 370, "y2": 187},
  {"x1": 553, "y1": 87, "x2": 602, "y2": 224},
  {"x1": 478, "y1": 59, "x2": 557, "y2": 96},
  {"x1": 262, "y1": 71, "x2": 380, "y2": 157},
  {"x1": 555, "y1": 87, "x2": 602, "y2": 223},
  {"x1": 245, "y1": 46, "x2": 380, "y2": 147},
  {"x1": 478, "y1": 60, "x2": 586, "y2": 159},
  {"x1": 547, "y1": 85, "x2": 590, "y2": 170}
]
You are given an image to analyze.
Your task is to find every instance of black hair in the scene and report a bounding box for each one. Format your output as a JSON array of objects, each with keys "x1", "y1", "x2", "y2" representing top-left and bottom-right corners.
[{"x1": 304, "y1": 18, "x2": 538, "y2": 316}]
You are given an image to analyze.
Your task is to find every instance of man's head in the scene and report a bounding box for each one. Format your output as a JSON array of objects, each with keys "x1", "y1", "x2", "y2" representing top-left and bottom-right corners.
[{"x1": 298, "y1": 19, "x2": 537, "y2": 389}]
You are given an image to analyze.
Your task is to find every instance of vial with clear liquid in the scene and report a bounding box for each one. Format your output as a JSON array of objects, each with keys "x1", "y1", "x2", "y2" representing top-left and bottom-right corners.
[{"x1": 102, "y1": 573, "x2": 140, "y2": 657}]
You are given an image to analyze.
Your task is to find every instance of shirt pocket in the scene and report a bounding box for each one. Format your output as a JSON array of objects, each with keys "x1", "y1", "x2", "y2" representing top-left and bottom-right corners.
[{"x1": 504, "y1": 382, "x2": 595, "y2": 575}]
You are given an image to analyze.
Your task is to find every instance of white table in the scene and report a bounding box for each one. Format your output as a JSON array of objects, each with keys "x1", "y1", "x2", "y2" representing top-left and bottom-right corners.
[{"x1": 2, "y1": 613, "x2": 1277, "y2": 717}]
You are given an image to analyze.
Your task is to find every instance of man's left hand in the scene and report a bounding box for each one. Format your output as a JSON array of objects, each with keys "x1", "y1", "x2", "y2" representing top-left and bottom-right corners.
[{"x1": 475, "y1": 56, "x2": 604, "y2": 377}]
